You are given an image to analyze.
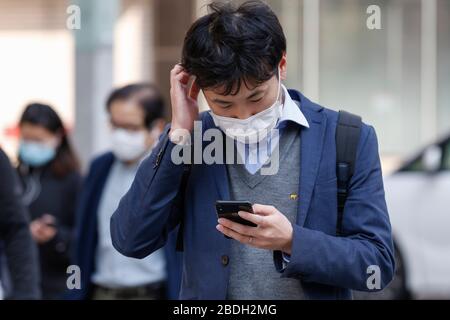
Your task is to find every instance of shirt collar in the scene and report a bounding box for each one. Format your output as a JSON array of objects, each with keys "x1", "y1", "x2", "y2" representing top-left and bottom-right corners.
[{"x1": 278, "y1": 84, "x2": 309, "y2": 129}]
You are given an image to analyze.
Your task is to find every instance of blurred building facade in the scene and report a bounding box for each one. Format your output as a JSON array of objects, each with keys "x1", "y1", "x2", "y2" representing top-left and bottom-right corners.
[{"x1": 0, "y1": 0, "x2": 449, "y2": 173}]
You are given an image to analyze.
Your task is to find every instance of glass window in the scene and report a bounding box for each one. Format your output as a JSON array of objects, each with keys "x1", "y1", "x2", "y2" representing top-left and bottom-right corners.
[
  {"x1": 268, "y1": 0, "x2": 450, "y2": 171},
  {"x1": 319, "y1": 0, "x2": 422, "y2": 157},
  {"x1": 442, "y1": 138, "x2": 450, "y2": 171},
  {"x1": 401, "y1": 154, "x2": 424, "y2": 172}
]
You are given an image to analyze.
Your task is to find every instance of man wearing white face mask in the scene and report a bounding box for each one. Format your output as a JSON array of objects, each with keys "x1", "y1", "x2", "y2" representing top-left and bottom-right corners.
[
  {"x1": 70, "y1": 83, "x2": 182, "y2": 300},
  {"x1": 112, "y1": 1, "x2": 394, "y2": 300}
]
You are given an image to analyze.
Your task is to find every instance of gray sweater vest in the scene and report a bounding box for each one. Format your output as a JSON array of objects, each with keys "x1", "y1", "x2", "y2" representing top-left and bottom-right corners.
[{"x1": 226, "y1": 124, "x2": 305, "y2": 300}]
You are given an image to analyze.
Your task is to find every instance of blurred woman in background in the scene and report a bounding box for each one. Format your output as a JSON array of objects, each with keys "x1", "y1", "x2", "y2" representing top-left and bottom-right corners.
[{"x1": 16, "y1": 103, "x2": 81, "y2": 299}]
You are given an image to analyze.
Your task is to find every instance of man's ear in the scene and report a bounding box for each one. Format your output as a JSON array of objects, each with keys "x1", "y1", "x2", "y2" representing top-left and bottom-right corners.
[{"x1": 279, "y1": 52, "x2": 287, "y2": 81}]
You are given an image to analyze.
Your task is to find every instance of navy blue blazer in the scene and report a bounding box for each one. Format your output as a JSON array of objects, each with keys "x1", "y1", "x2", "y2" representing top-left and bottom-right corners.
[
  {"x1": 68, "y1": 152, "x2": 182, "y2": 300},
  {"x1": 111, "y1": 90, "x2": 395, "y2": 300}
]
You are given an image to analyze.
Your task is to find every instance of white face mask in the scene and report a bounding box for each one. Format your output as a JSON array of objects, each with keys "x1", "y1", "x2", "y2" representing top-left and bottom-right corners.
[
  {"x1": 209, "y1": 69, "x2": 282, "y2": 142},
  {"x1": 111, "y1": 128, "x2": 148, "y2": 162}
]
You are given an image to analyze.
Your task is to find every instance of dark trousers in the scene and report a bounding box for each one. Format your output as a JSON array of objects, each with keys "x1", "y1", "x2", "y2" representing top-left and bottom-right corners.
[{"x1": 92, "y1": 281, "x2": 166, "y2": 300}]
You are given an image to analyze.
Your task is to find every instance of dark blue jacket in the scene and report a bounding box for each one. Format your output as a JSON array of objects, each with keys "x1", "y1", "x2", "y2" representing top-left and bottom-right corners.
[
  {"x1": 0, "y1": 148, "x2": 41, "y2": 299},
  {"x1": 68, "y1": 152, "x2": 182, "y2": 300},
  {"x1": 111, "y1": 90, "x2": 395, "y2": 299}
]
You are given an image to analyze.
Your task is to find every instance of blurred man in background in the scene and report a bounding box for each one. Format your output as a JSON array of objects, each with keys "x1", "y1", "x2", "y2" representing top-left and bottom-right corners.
[
  {"x1": 0, "y1": 148, "x2": 41, "y2": 299},
  {"x1": 16, "y1": 103, "x2": 81, "y2": 299},
  {"x1": 71, "y1": 83, "x2": 181, "y2": 300}
]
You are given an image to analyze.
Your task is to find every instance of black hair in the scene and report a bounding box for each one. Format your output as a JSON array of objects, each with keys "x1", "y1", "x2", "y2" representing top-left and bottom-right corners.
[
  {"x1": 19, "y1": 103, "x2": 80, "y2": 176},
  {"x1": 105, "y1": 83, "x2": 166, "y2": 129},
  {"x1": 181, "y1": 0, "x2": 286, "y2": 95}
]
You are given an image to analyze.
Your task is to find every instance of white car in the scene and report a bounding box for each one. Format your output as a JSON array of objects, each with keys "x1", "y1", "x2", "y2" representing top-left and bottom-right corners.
[{"x1": 355, "y1": 134, "x2": 450, "y2": 299}]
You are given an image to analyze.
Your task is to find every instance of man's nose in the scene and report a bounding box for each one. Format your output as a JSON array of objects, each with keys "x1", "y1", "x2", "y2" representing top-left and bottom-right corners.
[{"x1": 234, "y1": 106, "x2": 257, "y2": 120}]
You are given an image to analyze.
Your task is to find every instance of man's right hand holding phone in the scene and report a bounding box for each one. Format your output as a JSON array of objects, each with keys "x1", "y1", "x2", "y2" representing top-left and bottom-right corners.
[
  {"x1": 169, "y1": 64, "x2": 200, "y2": 144},
  {"x1": 217, "y1": 204, "x2": 294, "y2": 255}
]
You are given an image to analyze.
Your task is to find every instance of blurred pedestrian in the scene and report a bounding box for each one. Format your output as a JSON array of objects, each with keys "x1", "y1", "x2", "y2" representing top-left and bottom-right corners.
[
  {"x1": 70, "y1": 83, "x2": 181, "y2": 300},
  {"x1": 16, "y1": 103, "x2": 81, "y2": 299},
  {"x1": 0, "y1": 147, "x2": 41, "y2": 299}
]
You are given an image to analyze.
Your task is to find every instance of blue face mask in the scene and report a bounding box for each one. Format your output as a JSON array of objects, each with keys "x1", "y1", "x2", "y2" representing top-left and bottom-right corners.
[{"x1": 19, "y1": 141, "x2": 56, "y2": 167}]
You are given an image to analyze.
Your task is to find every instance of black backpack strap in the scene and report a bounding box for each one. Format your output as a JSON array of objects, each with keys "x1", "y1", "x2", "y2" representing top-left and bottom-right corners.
[
  {"x1": 335, "y1": 110, "x2": 362, "y2": 236},
  {"x1": 175, "y1": 163, "x2": 191, "y2": 252},
  {"x1": 175, "y1": 134, "x2": 197, "y2": 252},
  {"x1": 176, "y1": 131, "x2": 229, "y2": 252}
]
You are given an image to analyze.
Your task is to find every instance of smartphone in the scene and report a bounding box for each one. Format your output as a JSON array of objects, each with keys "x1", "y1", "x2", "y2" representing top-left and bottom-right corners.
[{"x1": 215, "y1": 201, "x2": 257, "y2": 228}]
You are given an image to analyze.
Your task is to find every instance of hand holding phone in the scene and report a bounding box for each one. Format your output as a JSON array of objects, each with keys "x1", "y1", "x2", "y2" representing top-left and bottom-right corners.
[{"x1": 216, "y1": 201, "x2": 257, "y2": 238}]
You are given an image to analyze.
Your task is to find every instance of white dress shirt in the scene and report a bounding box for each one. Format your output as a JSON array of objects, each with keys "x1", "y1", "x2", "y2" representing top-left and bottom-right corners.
[{"x1": 235, "y1": 84, "x2": 309, "y2": 174}]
